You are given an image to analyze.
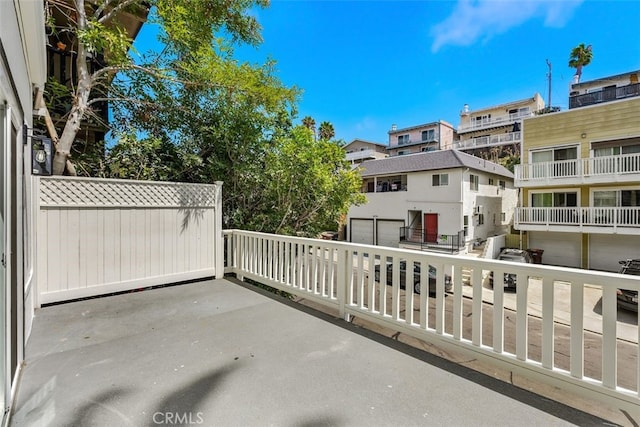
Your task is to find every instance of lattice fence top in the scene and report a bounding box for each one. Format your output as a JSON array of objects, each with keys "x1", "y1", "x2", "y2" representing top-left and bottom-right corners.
[{"x1": 38, "y1": 177, "x2": 221, "y2": 208}]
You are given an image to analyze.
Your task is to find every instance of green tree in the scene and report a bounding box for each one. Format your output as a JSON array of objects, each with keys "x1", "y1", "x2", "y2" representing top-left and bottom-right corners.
[
  {"x1": 43, "y1": 0, "x2": 269, "y2": 175},
  {"x1": 568, "y1": 43, "x2": 593, "y2": 83},
  {"x1": 256, "y1": 126, "x2": 365, "y2": 235},
  {"x1": 318, "y1": 121, "x2": 335, "y2": 141},
  {"x1": 301, "y1": 116, "x2": 316, "y2": 139}
]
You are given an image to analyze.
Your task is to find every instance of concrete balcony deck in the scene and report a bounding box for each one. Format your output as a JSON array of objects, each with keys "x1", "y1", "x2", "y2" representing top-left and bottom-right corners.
[{"x1": 10, "y1": 279, "x2": 606, "y2": 426}]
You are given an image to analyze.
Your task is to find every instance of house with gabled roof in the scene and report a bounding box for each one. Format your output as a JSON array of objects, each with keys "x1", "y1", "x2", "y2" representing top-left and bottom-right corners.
[
  {"x1": 347, "y1": 150, "x2": 516, "y2": 251},
  {"x1": 343, "y1": 138, "x2": 388, "y2": 164}
]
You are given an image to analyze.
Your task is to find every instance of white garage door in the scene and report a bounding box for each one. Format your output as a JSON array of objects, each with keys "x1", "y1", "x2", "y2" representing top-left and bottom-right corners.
[
  {"x1": 350, "y1": 219, "x2": 373, "y2": 245},
  {"x1": 528, "y1": 231, "x2": 581, "y2": 268},
  {"x1": 589, "y1": 234, "x2": 640, "y2": 272},
  {"x1": 377, "y1": 220, "x2": 404, "y2": 248}
]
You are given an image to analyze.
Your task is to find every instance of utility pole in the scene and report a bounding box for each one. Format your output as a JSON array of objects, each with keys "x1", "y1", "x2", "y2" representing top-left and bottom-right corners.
[{"x1": 546, "y1": 59, "x2": 552, "y2": 109}]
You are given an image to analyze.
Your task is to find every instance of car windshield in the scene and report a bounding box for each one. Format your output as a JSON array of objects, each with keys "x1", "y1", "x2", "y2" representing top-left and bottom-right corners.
[{"x1": 499, "y1": 255, "x2": 525, "y2": 262}]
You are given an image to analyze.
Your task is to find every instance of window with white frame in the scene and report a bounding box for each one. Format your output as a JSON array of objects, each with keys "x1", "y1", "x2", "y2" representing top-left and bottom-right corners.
[
  {"x1": 499, "y1": 180, "x2": 506, "y2": 190},
  {"x1": 531, "y1": 146, "x2": 578, "y2": 178},
  {"x1": 593, "y1": 188, "x2": 640, "y2": 207},
  {"x1": 432, "y1": 173, "x2": 449, "y2": 186},
  {"x1": 469, "y1": 174, "x2": 479, "y2": 191},
  {"x1": 488, "y1": 178, "x2": 495, "y2": 186},
  {"x1": 397, "y1": 134, "x2": 410, "y2": 145},
  {"x1": 531, "y1": 191, "x2": 578, "y2": 207}
]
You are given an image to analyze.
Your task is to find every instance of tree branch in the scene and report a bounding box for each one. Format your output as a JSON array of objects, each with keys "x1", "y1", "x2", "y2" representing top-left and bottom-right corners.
[{"x1": 98, "y1": 0, "x2": 143, "y2": 24}]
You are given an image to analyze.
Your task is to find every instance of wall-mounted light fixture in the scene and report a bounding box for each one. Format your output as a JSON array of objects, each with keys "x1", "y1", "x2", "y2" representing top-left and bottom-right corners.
[{"x1": 581, "y1": 132, "x2": 587, "y2": 139}]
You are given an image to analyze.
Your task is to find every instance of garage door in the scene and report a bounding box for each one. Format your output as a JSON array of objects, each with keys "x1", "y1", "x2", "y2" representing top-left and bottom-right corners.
[
  {"x1": 528, "y1": 231, "x2": 581, "y2": 268},
  {"x1": 589, "y1": 234, "x2": 640, "y2": 272},
  {"x1": 377, "y1": 220, "x2": 404, "y2": 248},
  {"x1": 350, "y1": 219, "x2": 373, "y2": 245}
]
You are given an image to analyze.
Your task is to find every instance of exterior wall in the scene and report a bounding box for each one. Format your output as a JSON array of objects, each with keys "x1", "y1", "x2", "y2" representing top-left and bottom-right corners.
[
  {"x1": 347, "y1": 167, "x2": 516, "y2": 244},
  {"x1": 458, "y1": 94, "x2": 545, "y2": 133},
  {"x1": 34, "y1": 177, "x2": 223, "y2": 305},
  {"x1": 517, "y1": 97, "x2": 640, "y2": 271},
  {"x1": 0, "y1": 0, "x2": 47, "y2": 422},
  {"x1": 521, "y1": 97, "x2": 640, "y2": 164},
  {"x1": 570, "y1": 70, "x2": 639, "y2": 96},
  {"x1": 344, "y1": 140, "x2": 387, "y2": 154},
  {"x1": 387, "y1": 121, "x2": 456, "y2": 155}
]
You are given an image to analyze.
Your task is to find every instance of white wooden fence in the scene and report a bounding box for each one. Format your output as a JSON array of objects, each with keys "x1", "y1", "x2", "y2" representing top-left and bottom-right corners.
[
  {"x1": 223, "y1": 229, "x2": 640, "y2": 417},
  {"x1": 34, "y1": 176, "x2": 223, "y2": 305}
]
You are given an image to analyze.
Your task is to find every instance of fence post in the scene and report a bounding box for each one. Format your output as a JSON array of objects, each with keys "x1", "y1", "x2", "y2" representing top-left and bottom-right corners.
[{"x1": 214, "y1": 181, "x2": 224, "y2": 279}]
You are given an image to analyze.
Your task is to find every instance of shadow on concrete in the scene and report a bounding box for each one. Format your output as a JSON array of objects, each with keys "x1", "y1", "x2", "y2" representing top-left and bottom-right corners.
[
  {"x1": 145, "y1": 364, "x2": 240, "y2": 427},
  {"x1": 591, "y1": 297, "x2": 637, "y2": 326},
  {"x1": 67, "y1": 388, "x2": 135, "y2": 427},
  {"x1": 227, "y1": 276, "x2": 615, "y2": 425}
]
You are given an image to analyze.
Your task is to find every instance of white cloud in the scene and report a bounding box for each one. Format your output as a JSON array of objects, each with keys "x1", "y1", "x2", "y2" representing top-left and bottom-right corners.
[{"x1": 430, "y1": 0, "x2": 583, "y2": 52}]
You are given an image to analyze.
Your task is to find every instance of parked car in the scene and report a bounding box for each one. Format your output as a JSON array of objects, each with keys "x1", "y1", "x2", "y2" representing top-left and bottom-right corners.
[
  {"x1": 616, "y1": 259, "x2": 640, "y2": 312},
  {"x1": 374, "y1": 260, "x2": 452, "y2": 295},
  {"x1": 489, "y1": 249, "x2": 533, "y2": 290}
]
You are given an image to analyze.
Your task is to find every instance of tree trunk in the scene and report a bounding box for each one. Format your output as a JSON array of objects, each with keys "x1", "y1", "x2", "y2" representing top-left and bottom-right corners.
[{"x1": 52, "y1": 0, "x2": 90, "y2": 175}]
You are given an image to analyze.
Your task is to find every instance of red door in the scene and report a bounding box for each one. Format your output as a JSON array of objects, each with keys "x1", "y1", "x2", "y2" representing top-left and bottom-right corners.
[{"x1": 424, "y1": 213, "x2": 438, "y2": 243}]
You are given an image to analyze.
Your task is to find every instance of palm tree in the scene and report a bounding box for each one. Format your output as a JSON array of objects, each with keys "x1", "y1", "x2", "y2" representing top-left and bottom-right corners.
[
  {"x1": 318, "y1": 121, "x2": 335, "y2": 141},
  {"x1": 568, "y1": 43, "x2": 593, "y2": 84},
  {"x1": 301, "y1": 116, "x2": 316, "y2": 139}
]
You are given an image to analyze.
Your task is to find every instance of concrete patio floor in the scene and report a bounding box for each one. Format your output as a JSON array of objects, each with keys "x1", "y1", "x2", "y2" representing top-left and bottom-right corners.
[{"x1": 10, "y1": 278, "x2": 612, "y2": 426}]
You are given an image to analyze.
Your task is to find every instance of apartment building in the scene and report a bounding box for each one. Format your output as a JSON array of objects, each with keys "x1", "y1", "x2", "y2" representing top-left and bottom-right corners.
[
  {"x1": 347, "y1": 150, "x2": 516, "y2": 251},
  {"x1": 455, "y1": 94, "x2": 545, "y2": 159},
  {"x1": 343, "y1": 139, "x2": 388, "y2": 164},
  {"x1": 514, "y1": 70, "x2": 640, "y2": 271},
  {"x1": 387, "y1": 120, "x2": 456, "y2": 156}
]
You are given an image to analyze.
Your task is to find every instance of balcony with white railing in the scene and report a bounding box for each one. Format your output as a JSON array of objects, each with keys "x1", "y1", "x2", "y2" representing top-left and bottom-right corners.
[
  {"x1": 515, "y1": 152, "x2": 640, "y2": 187},
  {"x1": 10, "y1": 228, "x2": 640, "y2": 424},
  {"x1": 458, "y1": 110, "x2": 533, "y2": 133},
  {"x1": 515, "y1": 206, "x2": 640, "y2": 234},
  {"x1": 345, "y1": 149, "x2": 386, "y2": 162},
  {"x1": 454, "y1": 131, "x2": 522, "y2": 150}
]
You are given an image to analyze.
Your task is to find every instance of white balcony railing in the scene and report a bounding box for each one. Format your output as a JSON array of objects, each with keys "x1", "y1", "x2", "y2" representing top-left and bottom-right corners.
[
  {"x1": 454, "y1": 131, "x2": 521, "y2": 150},
  {"x1": 223, "y1": 229, "x2": 640, "y2": 413},
  {"x1": 515, "y1": 152, "x2": 640, "y2": 185},
  {"x1": 515, "y1": 206, "x2": 640, "y2": 232},
  {"x1": 458, "y1": 110, "x2": 532, "y2": 133},
  {"x1": 345, "y1": 149, "x2": 379, "y2": 162}
]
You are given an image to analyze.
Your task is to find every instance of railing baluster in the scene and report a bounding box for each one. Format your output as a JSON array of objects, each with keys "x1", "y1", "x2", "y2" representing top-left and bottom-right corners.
[
  {"x1": 570, "y1": 283, "x2": 584, "y2": 379},
  {"x1": 435, "y1": 262, "x2": 445, "y2": 335},
  {"x1": 493, "y1": 268, "x2": 505, "y2": 353},
  {"x1": 542, "y1": 277, "x2": 554, "y2": 369},
  {"x1": 472, "y1": 268, "x2": 483, "y2": 346},
  {"x1": 356, "y1": 251, "x2": 365, "y2": 308},
  {"x1": 516, "y1": 274, "x2": 528, "y2": 361},
  {"x1": 602, "y1": 286, "x2": 618, "y2": 389},
  {"x1": 452, "y1": 264, "x2": 463, "y2": 340}
]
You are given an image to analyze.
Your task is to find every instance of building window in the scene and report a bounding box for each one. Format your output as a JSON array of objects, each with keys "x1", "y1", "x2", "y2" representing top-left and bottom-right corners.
[
  {"x1": 499, "y1": 180, "x2": 506, "y2": 190},
  {"x1": 593, "y1": 189, "x2": 640, "y2": 207},
  {"x1": 421, "y1": 129, "x2": 435, "y2": 141},
  {"x1": 488, "y1": 178, "x2": 494, "y2": 186},
  {"x1": 477, "y1": 213, "x2": 484, "y2": 225},
  {"x1": 531, "y1": 191, "x2": 578, "y2": 207},
  {"x1": 432, "y1": 173, "x2": 449, "y2": 186},
  {"x1": 501, "y1": 212, "x2": 506, "y2": 222},
  {"x1": 463, "y1": 215, "x2": 468, "y2": 237},
  {"x1": 397, "y1": 134, "x2": 410, "y2": 145},
  {"x1": 397, "y1": 150, "x2": 408, "y2": 156},
  {"x1": 531, "y1": 146, "x2": 578, "y2": 178},
  {"x1": 470, "y1": 174, "x2": 479, "y2": 191}
]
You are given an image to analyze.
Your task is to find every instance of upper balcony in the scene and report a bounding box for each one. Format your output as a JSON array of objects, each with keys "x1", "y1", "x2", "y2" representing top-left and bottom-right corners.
[
  {"x1": 515, "y1": 206, "x2": 640, "y2": 234},
  {"x1": 515, "y1": 152, "x2": 640, "y2": 187},
  {"x1": 345, "y1": 149, "x2": 386, "y2": 162},
  {"x1": 454, "y1": 131, "x2": 521, "y2": 150},
  {"x1": 458, "y1": 110, "x2": 532, "y2": 133},
  {"x1": 569, "y1": 83, "x2": 640, "y2": 109}
]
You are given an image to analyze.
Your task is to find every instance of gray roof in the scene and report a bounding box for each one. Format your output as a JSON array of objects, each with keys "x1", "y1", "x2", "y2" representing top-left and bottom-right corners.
[{"x1": 358, "y1": 150, "x2": 514, "y2": 179}]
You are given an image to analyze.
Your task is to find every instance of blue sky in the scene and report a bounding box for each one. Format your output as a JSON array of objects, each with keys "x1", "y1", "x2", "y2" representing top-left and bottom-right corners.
[{"x1": 134, "y1": 0, "x2": 640, "y2": 144}]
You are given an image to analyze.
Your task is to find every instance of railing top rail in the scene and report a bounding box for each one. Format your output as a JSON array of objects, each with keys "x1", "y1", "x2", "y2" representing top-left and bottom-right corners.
[{"x1": 223, "y1": 229, "x2": 640, "y2": 290}]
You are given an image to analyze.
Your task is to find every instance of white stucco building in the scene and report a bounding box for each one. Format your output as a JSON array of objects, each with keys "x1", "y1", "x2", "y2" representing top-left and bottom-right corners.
[{"x1": 347, "y1": 150, "x2": 517, "y2": 252}]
